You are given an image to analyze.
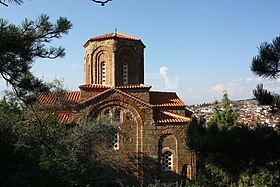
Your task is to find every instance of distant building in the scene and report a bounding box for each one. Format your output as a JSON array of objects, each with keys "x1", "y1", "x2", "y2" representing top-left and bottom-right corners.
[{"x1": 38, "y1": 32, "x2": 196, "y2": 185}]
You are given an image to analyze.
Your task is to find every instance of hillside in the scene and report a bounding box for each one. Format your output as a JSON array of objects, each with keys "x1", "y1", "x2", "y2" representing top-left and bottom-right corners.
[{"x1": 189, "y1": 99, "x2": 280, "y2": 129}]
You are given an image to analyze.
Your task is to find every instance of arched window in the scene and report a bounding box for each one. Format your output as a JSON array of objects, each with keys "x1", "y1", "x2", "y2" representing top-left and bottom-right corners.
[
  {"x1": 101, "y1": 62, "x2": 106, "y2": 85},
  {"x1": 162, "y1": 151, "x2": 173, "y2": 171},
  {"x1": 102, "y1": 108, "x2": 120, "y2": 150},
  {"x1": 123, "y1": 62, "x2": 128, "y2": 85}
]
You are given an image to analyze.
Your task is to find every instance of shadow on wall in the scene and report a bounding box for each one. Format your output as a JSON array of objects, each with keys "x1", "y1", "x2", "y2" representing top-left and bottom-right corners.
[{"x1": 92, "y1": 151, "x2": 192, "y2": 187}]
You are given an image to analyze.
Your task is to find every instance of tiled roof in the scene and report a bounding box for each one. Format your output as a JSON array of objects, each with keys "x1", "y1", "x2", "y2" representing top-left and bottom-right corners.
[
  {"x1": 116, "y1": 84, "x2": 151, "y2": 89},
  {"x1": 79, "y1": 84, "x2": 151, "y2": 91},
  {"x1": 37, "y1": 88, "x2": 190, "y2": 124},
  {"x1": 79, "y1": 84, "x2": 111, "y2": 91},
  {"x1": 84, "y1": 32, "x2": 140, "y2": 47},
  {"x1": 37, "y1": 91, "x2": 81, "y2": 106},
  {"x1": 58, "y1": 112, "x2": 73, "y2": 124},
  {"x1": 149, "y1": 92, "x2": 186, "y2": 107},
  {"x1": 153, "y1": 110, "x2": 192, "y2": 124}
]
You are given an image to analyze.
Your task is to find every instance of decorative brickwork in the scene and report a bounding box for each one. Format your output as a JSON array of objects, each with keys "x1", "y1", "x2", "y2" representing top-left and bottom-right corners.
[
  {"x1": 83, "y1": 32, "x2": 145, "y2": 87},
  {"x1": 39, "y1": 32, "x2": 196, "y2": 185}
]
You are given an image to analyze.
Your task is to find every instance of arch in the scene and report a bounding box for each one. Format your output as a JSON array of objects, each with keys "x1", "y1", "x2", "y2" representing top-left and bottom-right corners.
[
  {"x1": 89, "y1": 100, "x2": 142, "y2": 123},
  {"x1": 90, "y1": 46, "x2": 113, "y2": 85},
  {"x1": 116, "y1": 45, "x2": 142, "y2": 85},
  {"x1": 159, "y1": 134, "x2": 178, "y2": 173},
  {"x1": 87, "y1": 99, "x2": 143, "y2": 152},
  {"x1": 181, "y1": 164, "x2": 192, "y2": 180}
]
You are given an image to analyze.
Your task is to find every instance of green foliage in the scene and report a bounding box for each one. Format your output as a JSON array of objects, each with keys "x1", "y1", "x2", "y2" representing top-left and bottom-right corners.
[
  {"x1": 187, "y1": 100, "x2": 280, "y2": 186},
  {"x1": 0, "y1": 99, "x2": 22, "y2": 186},
  {"x1": 39, "y1": 152, "x2": 84, "y2": 186},
  {"x1": 253, "y1": 84, "x2": 275, "y2": 105},
  {"x1": 0, "y1": 76, "x2": 123, "y2": 186},
  {"x1": 0, "y1": 0, "x2": 23, "y2": 6},
  {"x1": 207, "y1": 92, "x2": 239, "y2": 128},
  {"x1": 1, "y1": 0, "x2": 23, "y2": 4},
  {"x1": 251, "y1": 35, "x2": 280, "y2": 111},
  {"x1": 251, "y1": 36, "x2": 280, "y2": 79},
  {"x1": 253, "y1": 84, "x2": 280, "y2": 113},
  {"x1": 0, "y1": 14, "x2": 72, "y2": 103}
]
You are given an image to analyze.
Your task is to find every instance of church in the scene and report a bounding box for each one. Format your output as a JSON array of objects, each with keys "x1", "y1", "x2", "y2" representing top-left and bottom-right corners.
[{"x1": 38, "y1": 32, "x2": 196, "y2": 184}]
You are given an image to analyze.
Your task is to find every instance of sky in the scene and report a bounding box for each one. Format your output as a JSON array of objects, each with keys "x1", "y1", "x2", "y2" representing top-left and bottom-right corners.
[{"x1": 1, "y1": 0, "x2": 280, "y2": 105}]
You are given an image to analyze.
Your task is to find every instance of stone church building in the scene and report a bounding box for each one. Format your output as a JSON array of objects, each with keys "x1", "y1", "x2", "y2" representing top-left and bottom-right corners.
[{"x1": 38, "y1": 32, "x2": 196, "y2": 185}]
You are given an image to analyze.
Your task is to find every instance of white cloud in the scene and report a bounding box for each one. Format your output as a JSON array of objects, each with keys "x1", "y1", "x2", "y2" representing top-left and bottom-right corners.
[
  {"x1": 159, "y1": 67, "x2": 181, "y2": 90},
  {"x1": 211, "y1": 84, "x2": 225, "y2": 93},
  {"x1": 183, "y1": 78, "x2": 255, "y2": 104},
  {"x1": 159, "y1": 67, "x2": 168, "y2": 76}
]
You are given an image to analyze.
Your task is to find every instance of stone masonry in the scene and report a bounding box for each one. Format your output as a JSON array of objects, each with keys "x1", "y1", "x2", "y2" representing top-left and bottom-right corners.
[{"x1": 39, "y1": 32, "x2": 197, "y2": 185}]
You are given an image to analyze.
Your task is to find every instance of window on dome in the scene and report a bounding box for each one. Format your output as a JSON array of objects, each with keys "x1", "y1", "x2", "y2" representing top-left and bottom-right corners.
[
  {"x1": 101, "y1": 62, "x2": 106, "y2": 85},
  {"x1": 123, "y1": 62, "x2": 128, "y2": 85}
]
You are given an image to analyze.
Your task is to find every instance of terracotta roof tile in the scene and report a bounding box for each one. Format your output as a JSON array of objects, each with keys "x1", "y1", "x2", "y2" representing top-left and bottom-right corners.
[
  {"x1": 116, "y1": 84, "x2": 151, "y2": 89},
  {"x1": 37, "y1": 91, "x2": 81, "y2": 106},
  {"x1": 84, "y1": 32, "x2": 140, "y2": 47},
  {"x1": 149, "y1": 92, "x2": 186, "y2": 107},
  {"x1": 79, "y1": 84, "x2": 111, "y2": 91},
  {"x1": 153, "y1": 110, "x2": 192, "y2": 124},
  {"x1": 58, "y1": 112, "x2": 73, "y2": 124}
]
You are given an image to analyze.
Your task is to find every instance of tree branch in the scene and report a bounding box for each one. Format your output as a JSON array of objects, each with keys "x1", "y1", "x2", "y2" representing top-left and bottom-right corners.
[
  {"x1": 92, "y1": 0, "x2": 112, "y2": 6},
  {"x1": 0, "y1": 1, "x2": 8, "y2": 6}
]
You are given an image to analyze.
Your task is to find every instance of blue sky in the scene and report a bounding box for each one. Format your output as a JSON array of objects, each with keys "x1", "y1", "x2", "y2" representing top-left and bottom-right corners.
[{"x1": 1, "y1": 0, "x2": 280, "y2": 105}]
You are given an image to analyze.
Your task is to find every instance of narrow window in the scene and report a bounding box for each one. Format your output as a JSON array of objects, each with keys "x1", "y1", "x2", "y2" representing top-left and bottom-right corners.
[
  {"x1": 114, "y1": 110, "x2": 121, "y2": 122},
  {"x1": 123, "y1": 62, "x2": 128, "y2": 85},
  {"x1": 111, "y1": 132, "x2": 119, "y2": 150},
  {"x1": 162, "y1": 151, "x2": 173, "y2": 171},
  {"x1": 101, "y1": 62, "x2": 106, "y2": 85},
  {"x1": 111, "y1": 110, "x2": 121, "y2": 150}
]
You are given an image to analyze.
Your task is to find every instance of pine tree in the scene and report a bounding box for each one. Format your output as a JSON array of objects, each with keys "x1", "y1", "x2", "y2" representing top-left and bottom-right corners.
[
  {"x1": 251, "y1": 35, "x2": 280, "y2": 112},
  {"x1": 0, "y1": 0, "x2": 23, "y2": 7},
  {"x1": 207, "y1": 92, "x2": 239, "y2": 127},
  {"x1": 0, "y1": 15, "x2": 72, "y2": 103}
]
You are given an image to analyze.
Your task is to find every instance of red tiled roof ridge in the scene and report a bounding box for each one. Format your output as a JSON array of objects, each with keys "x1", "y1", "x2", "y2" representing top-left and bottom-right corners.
[
  {"x1": 79, "y1": 84, "x2": 111, "y2": 90},
  {"x1": 116, "y1": 84, "x2": 151, "y2": 89},
  {"x1": 154, "y1": 110, "x2": 192, "y2": 124},
  {"x1": 84, "y1": 32, "x2": 140, "y2": 47},
  {"x1": 160, "y1": 110, "x2": 191, "y2": 120}
]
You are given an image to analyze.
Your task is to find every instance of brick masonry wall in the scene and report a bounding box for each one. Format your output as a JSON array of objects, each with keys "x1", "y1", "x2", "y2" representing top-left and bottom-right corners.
[
  {"x1": 84, "y1": 38, "x2": 144, "y2": 87},
  {"x1": 75, "y1": 90, "x2": 196, "y2": 185},
  {"x1": 79, "y1": 35, "x2": 196, "y2": 185}
]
